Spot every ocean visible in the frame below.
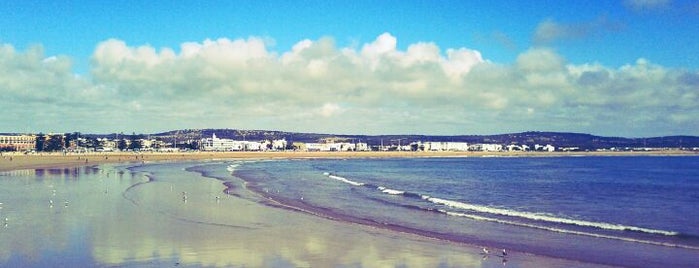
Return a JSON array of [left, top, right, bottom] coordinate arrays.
[[229, 156, 699, 267], [0, 156, 697, 267]]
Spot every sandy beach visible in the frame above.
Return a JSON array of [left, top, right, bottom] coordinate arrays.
[[1, 149, 695, 172], [1, 150, 695, 267]]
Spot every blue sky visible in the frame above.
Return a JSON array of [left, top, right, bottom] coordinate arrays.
[[1, 0, 698, 136]]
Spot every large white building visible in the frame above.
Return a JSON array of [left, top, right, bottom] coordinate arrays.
[[420, 141, 470, 151], [304, 142, 356, 151], [270, 139, 288, 150], [299, 141, 369, 152], [535, 144, 556, 152], [201, 134, 243, 151], [200, 134, 281, 151], [470, 143, 503, 152]]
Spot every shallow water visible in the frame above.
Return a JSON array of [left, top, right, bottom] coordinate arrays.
[[0, 161, 598, 267], [232, 156, 699, 268]]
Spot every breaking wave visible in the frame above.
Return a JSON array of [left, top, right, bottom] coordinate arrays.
[[320, 172, 686, 243]]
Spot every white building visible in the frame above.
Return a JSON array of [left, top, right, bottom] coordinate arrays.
[[201, 134, 236, 151], [472, 143, 503, 152], [200, 133, 275, 151], [97, 138, 117, 151], [356, 142, 370, 151], [534, 144, 556, 152], [304, 142, 356, 151], [420, 141, 470, 151], [506, 144, 530, 151], [271, 139, 288, 150]]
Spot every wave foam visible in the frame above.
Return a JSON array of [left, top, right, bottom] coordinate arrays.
[[426, 197, 678, 236], [320, 172, 679, 238], [443, 210, 698, 250], [327, 174, 365, 186], [226, 164, 239, 172], [377, 186, 404, 195]]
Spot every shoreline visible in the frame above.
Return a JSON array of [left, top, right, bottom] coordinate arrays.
[[3, 152, 689, 267], [1, 150, 696, 172]]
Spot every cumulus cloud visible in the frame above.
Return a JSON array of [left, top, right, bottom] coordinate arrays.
[[0, 44, 109, 132], [0, 33, 697, 136]]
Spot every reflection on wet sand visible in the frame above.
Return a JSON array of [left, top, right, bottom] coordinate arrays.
[[0, 162, 591, 267]]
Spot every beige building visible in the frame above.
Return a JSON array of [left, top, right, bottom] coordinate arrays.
[[0, 135, 36, 151]]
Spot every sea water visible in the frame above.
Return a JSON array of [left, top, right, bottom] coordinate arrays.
[[231, 156, 699, 267], [3, 160, 539, 267], [0, 156, 696, 267]]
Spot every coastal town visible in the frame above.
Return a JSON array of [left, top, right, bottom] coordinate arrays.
[[1, 130, 697, 154]]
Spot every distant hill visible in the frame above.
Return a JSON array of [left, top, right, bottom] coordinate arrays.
[[11, 129, 697, 150], [147, 129, 699, 150]]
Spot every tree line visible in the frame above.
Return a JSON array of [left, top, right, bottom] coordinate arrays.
[[34, 132, 144, 152]]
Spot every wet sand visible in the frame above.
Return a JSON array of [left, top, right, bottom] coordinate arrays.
[[0, 160, 607, 267], [1, 150, 693, 267]]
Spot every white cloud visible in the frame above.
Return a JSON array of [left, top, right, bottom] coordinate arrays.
[[318, 103, 342, 118], [0, 33, 697, 136], [361, 32, 397, 58]]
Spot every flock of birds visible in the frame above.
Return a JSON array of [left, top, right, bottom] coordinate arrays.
[[0, 165, 512, 266], [0, 187, 73, 229]]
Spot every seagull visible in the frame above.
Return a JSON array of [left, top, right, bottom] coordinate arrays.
[[502, 249, 507, 256], [482, 247, 490, 254]]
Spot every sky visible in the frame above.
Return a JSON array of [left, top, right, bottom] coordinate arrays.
[[1, 0, 698, 137]]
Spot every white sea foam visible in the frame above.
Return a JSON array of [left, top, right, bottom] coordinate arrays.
[[377, 186, 404, 195], [327, 174, 364, 186], [320, 171, 679, 238], [427, 197, 678, 236], [443, 210, 699, 250], [226, 164, 238, 172]]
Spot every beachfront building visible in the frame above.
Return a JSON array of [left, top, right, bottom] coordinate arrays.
[[469, 143, 503, 152], [534, 144, 556, 152], [355, 142, 370, 151], [270, 139, 288, 151], [418, 141, 470, 152], [0, 134, 35, 152], [200, 133, 270, 151], [560, 147, 581, 152], [201, 134, 244, 151], [140, 139, 169, 151], [303, 142, 358, 152], [96, 138, 117, 152], [506, 144, 530, 151]]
